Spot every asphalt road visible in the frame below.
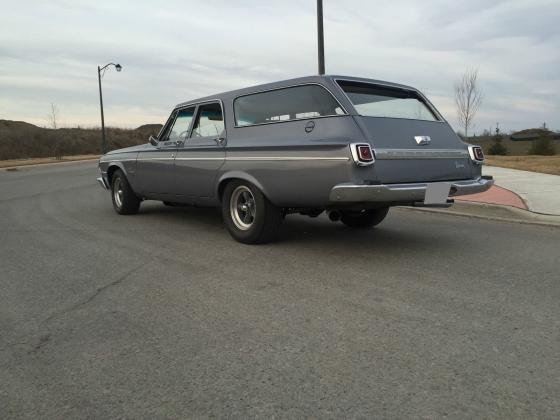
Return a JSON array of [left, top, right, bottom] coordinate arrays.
[[1, 162, 559, 419]]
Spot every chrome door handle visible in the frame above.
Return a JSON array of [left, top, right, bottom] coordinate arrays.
[[215, 137, 226, 146], [171, 153, 175, 158]]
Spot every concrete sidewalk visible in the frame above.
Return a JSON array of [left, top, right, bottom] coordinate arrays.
[[480, 165, 560, 216]]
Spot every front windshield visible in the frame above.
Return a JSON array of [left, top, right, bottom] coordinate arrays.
[[337, 80, 438, 122]]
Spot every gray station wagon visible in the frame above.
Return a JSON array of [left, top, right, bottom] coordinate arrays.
[[97, 75, 493, 243]]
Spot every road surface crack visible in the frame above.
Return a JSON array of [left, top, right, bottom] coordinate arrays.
[[45, 262, 148, 323]]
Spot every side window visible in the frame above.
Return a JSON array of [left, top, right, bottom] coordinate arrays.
[[234, 85, 345, 127], [191, 102, 224, 138], [167, 107, 195, 142]]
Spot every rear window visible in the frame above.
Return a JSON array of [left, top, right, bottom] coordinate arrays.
[[337, 80, 438, 122], [234, 84, 345, 127]]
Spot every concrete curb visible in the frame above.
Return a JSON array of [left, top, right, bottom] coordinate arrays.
[[401, 201, 560, 228]]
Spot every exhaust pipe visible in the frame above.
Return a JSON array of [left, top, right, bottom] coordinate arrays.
[[327, 210, 341, 222]]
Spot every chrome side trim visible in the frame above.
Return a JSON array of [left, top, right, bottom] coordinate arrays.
[[375, 149, 469, 160], [134, 156, 349, 162], [136, 157, 175, 161], [175, 157, 224, 161], [226, 156, 349, 161], [100, 158, 137, 163]]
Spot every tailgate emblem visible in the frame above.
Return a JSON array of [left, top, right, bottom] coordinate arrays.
[[414, 136, 431, 145]]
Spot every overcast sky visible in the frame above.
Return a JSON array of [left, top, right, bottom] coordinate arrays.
[[1, 0, 558, 133]]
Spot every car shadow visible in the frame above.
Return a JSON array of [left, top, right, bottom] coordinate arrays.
[[278, 213, 464, 251], [137, 202, 468, 253]]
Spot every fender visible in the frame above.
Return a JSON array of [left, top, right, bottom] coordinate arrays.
[[216, 170, 270, 203], [104, 158, 139, 191]]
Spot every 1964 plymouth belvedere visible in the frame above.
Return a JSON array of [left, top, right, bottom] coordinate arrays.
[[97, 75, 493, 243]]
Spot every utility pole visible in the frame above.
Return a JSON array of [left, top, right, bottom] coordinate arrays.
[[317, 0, 325, 75]]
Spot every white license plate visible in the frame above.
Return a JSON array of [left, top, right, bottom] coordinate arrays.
[[424, 183, 451, 204]]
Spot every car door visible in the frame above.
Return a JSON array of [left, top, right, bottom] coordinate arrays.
[[173, 101, 226, 198], [136, 107, 195, 197]]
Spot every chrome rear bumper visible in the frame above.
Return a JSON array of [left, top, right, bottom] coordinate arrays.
[[329, 176, 493, 203]]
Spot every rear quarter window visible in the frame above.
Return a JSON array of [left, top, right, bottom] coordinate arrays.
[[234, 84, 345, 127]]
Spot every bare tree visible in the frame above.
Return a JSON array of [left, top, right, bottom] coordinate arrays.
[[454, 68, 483, 138], [46, 103, 62, 159], [47, 103, 59, 129]]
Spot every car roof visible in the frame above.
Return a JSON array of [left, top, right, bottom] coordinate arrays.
[[174, 75, 417, 109]]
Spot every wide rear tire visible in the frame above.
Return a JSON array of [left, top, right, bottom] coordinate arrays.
[[222, 181, 282, 244], [340, 207, 389, 229], [111, 169, 140, 215]]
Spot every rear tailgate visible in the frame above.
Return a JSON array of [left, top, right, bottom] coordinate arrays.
[[335, 79, 474, 184], [355, 116, 474, 184]]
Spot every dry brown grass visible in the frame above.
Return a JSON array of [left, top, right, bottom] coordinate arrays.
[[0, 155, 99, 169], [485, 155, 560, 176]]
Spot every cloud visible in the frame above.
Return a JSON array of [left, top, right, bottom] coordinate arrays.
[[0, 0, 558, 132]]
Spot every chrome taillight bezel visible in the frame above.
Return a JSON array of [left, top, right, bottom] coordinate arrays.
[[468, 145, 485, 165], [350, 143, 375, 166]]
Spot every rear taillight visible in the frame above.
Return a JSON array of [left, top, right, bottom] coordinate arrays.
[[468, 145, 485, 164], [350, 143, 375, 166]]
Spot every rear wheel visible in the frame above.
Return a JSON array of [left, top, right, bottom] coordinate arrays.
[[340, 207, 389, 229], [222, 181, 282, 244], [111, 170, 140, 215]]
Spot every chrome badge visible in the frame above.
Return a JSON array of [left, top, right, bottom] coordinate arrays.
[[414, 135, 431, 146]]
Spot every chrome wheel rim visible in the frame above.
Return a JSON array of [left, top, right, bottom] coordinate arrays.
[[230, 186, 256, 230], [113, 178, 124, 208]]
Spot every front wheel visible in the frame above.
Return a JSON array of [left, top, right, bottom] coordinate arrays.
[[222, 181, 282, 244], [111, 170, 140, 215], [340, 207, 389, 229]]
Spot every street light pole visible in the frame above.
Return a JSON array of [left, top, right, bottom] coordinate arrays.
[[97, 66, 107, 154], [97, 63, 122, 154], [317, 0, 325, 75]]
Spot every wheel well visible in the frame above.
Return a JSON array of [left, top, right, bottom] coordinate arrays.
[[217, 178, 237, 202], [106, 165, 121, 185], [218, 177, 266, 203]]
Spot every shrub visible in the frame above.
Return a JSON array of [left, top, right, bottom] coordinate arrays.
[[488, 135, 507, 155], [0, 120, 162, 160], [529, 137, 556, 155]]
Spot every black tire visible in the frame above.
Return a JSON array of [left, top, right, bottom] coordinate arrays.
[[340, 207, 389, 229], [111, 169, 140, 215], [222, 180, 282, 244]]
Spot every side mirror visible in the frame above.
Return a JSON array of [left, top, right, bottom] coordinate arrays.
[[149, 135, 158, 146]]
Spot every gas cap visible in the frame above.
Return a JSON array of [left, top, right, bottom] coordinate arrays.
[[305, 120, 315, 133]]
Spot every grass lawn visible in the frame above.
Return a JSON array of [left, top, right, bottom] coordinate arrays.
[[485, 155, 560, 176]]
